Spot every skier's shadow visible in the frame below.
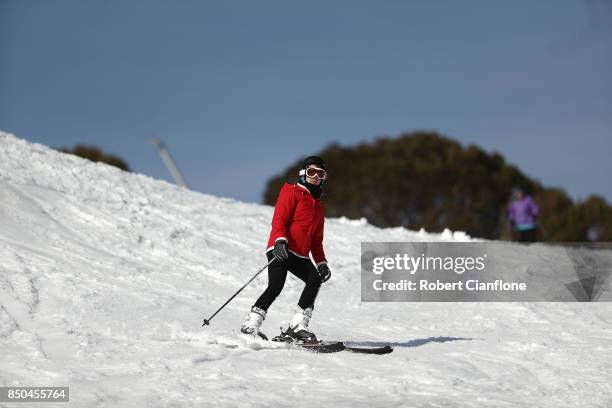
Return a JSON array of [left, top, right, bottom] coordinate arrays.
[[344, 336, 474, 348]]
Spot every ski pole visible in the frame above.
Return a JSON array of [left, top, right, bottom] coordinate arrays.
[[202, 257, 276, 326]]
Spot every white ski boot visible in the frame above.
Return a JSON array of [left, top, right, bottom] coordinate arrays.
[[240, 306, 268, 340], [284, 307, 316, 342]]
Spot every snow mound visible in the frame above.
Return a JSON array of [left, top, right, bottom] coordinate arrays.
[[0, 131, 610, 407]]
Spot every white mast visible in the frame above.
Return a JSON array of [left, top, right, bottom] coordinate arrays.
[[149, 137, 189, 189]]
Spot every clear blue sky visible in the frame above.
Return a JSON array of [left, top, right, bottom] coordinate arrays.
[[1, 0, 611, 203]]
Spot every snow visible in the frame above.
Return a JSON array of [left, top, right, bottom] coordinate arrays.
[[1, 130, 611, 407]]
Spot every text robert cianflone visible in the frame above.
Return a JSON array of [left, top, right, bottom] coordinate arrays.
[[372, 253, 487, 275], [372, 279, 527, 292]]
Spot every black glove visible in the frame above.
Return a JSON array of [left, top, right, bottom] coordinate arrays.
[[317, 263, 331, 283], [273, 239, 289, 261]]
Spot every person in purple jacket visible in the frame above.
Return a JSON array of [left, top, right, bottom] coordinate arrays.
[[507, 187, 540, 242]]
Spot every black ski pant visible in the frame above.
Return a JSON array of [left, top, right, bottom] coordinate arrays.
[[254, 251, 321, 311], [516, 228, 537, 243]]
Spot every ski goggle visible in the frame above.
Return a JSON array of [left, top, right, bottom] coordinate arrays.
[[299, 167, 327, 180]]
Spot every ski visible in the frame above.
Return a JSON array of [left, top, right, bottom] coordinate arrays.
[[291, 341, 346, 353], [270, 333, 344, 353], [270, 332, 393, 354], [284, 341, 392, 354], [343, 345, 393, 355]]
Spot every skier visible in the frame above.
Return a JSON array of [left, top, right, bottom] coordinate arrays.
[[507, 186, 540, 242], [240, 156, 332, 341]]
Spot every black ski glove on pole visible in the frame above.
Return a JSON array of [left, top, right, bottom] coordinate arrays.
[[317, 263, 331, 283], [273, 239, 289, 261]]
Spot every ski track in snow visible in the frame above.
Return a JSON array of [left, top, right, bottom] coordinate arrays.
[[0, 131, 611, 407]]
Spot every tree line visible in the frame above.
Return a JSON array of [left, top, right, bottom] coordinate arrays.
[[263, 131, 612, 242]]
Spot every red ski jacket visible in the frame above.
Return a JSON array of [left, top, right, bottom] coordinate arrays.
[[266, 182, 327, 265]]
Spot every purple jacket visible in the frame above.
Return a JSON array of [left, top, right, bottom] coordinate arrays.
[[507, 196, 539, 228]]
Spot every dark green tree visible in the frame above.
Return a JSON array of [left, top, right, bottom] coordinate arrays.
[[59, 145, 130, 172]]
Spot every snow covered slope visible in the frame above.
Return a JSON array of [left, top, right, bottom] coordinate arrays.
[[0, 131, 611, 407]]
